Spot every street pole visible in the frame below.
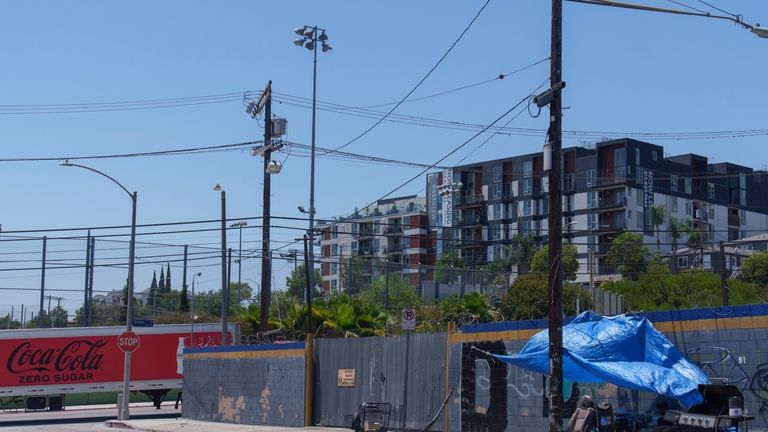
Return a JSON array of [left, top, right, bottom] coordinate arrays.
[[39, 236, 47, 327], [307, 30, 319, 320], [720, 241, 729, 306], [83, 231, 91, 327], [88, 236, 95, 326], [219, 189, 229, 346], [303, 234, 314, 335], [61, 162, 137, 421], [548, 1, 565, 431], [261, 81, 273, 332]]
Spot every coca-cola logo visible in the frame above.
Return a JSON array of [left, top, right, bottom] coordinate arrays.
[[6, 339, 106, 374]]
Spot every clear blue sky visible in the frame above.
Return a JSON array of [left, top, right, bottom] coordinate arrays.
[[1, 1, 766, 319]]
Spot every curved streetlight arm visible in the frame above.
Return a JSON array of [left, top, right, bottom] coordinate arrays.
[[567, 0, 764, 35], [61, 161, 134, 199]]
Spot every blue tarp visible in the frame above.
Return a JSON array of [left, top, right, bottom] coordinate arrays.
[[492, 311, 707, 408]]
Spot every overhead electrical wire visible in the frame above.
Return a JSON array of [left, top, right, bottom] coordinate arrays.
[[320, 0, 492, 154]]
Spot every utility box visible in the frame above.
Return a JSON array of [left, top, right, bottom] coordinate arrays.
[[271, 118, 287, 137]]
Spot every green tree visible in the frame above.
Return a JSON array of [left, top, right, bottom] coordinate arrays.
[[605, 265, 761, 311], [179, 283, 190, 313], [339, 256, 366, 295], [684, 222, 707, 269], [668, 216, 684, 273], [507, 232, 539, 274], [530, 243, 580, 281], [440, 292, 501, 324], [285, 264, 322, 300], [741, 251, 768, 285], [649, 204, 666, 253], [501, 273, 590, 320], [193, 282, 253, 318], [434, 250, 463, 283], [607, 232, 649, 280], [359, 275, 421, 310]]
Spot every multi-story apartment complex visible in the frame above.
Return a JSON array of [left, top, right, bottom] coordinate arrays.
[[318, 196, 436, 293], [427, 138, 768, 282]]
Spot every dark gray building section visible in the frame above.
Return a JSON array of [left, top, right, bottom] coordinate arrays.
[[313, 332, 447, 430], [182, 347, 306, 427]]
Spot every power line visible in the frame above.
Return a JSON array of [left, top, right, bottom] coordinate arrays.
[[321, 0, 492, 154]]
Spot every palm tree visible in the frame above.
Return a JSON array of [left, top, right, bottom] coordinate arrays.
[[668, 216, 683, 273], [649, 204, 666, 253], [684, 222, 706, 269]]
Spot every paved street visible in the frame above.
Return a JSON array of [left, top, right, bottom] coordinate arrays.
[[108, 419, 348, 432]]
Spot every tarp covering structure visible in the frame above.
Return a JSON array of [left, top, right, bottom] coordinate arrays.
[[491, 311, 707, 408]]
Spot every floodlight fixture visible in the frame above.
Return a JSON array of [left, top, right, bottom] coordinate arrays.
[[321, 44, 332, 52], [293, 38, 305, 46]]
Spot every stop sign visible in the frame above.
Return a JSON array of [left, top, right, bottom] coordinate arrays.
[[118, 331, 140, 353]]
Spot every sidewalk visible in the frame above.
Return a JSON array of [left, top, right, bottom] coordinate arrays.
[[106, 418, 349, 432]]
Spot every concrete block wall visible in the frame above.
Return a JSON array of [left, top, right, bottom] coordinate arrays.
[[182, 343, 306, 427]]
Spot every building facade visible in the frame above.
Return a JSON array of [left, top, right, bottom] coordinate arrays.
[[426, 138, 768, 282], [318, 196, 436, 293]]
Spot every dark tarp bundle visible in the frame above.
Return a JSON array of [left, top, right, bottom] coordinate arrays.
[[491, 311, 707, 408]]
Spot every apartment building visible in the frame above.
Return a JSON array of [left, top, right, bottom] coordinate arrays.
[[318, 196, 436, 293], [426, 138, 768, 282]]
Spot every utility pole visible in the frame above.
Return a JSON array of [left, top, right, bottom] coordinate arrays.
[[303, 234, 314, 335], [83, 231, 92, 326], [256, 81, 273, 332], [88, 236, 96, 325], [720, 241, 729, 306], [182, 244, 188, 309], [548, 1, 565, 432], [39, 236, 47, 327]]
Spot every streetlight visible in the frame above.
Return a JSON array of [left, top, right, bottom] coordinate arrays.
[[190, 272, 202, 344], [61, 161, 137, 421], [293, 25, 331, 320], [230, 221, 247, 301], [213, 184, 229, 346]]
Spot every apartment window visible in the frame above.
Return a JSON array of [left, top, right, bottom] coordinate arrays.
[[677, 256, 689, 268], [351, 223, 358, 235], [564, 195, 574, 212], [587, 213, 597, 229], [351, 241, 358, 253], [741, 230, 748, 239], [708, 182, 715, 199], [522, 177, 532, 195], [740, 189, 747, 206], [331, 262, 338, 275], [636, 211, 644, 229], [523, 160, 533, 178], [671, 197, 678, 213], [373, 239, 380, 253], [708, 224, 715, 239], [708, 206, 715, 220], [493, 203, 501, 220], [652, 151, 658, 161], [373, 221, 381, 234], [670, 174, 678, 192], [703, 255, 712, 269], [563, 174, 574, 192], [492, 183, 502, 199], [740, 209, 747, 225], [586, 169, 596, 187], [587, 191, 597, 209], [492, 224, 501, 240], [636, 166, 644, 184], [331, 244, 338, 256], [685, 200, 692, 216], [523, 200, 532, 216], [636, 190, 643, 206], [684, 177, 692, 194], [521, 219, 533, 235], [493, 165, 502, 183], [332, 225, 338, 239], [635, 148, 641, 165], [331, 280, 338, 291]]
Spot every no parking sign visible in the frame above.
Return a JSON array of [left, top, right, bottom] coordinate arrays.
[[401, 308, 416, 331]]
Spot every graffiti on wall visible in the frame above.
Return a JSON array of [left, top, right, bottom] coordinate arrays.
[[749, 362, 768, 416], [461, 342, 508, 431]]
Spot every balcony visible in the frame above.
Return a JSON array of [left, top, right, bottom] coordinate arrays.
[[455, 194, 485, 207], [384, 225, 403, 235], [594, 167, 628, 189], [595, 197, 627, 212], [384, 244, 403, 254], [353, 228, 374, 239]]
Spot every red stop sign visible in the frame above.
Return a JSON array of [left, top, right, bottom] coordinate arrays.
[[118, 331, 140, 353]]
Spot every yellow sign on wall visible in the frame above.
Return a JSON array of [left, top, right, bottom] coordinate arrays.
[[337, 368, 356, 387]]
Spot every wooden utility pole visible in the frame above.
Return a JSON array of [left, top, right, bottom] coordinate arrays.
[[548, 1, 565, 432], [259, 81, 273, 331]]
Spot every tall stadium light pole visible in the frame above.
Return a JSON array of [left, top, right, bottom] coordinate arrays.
[[61, 161, 137, 421], [293, 25, 332, 308]]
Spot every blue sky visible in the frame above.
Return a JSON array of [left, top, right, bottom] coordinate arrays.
[[1, 1, 766, 319]]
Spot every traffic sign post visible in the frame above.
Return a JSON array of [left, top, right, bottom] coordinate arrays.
[[401, 308, 416, 331], [118, 331, 140, 353]]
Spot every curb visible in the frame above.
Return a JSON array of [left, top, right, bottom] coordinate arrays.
[[105, 420, 139, 430]]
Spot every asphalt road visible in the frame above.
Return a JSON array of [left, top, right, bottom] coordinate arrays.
[[0, 403, 180, 430]]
